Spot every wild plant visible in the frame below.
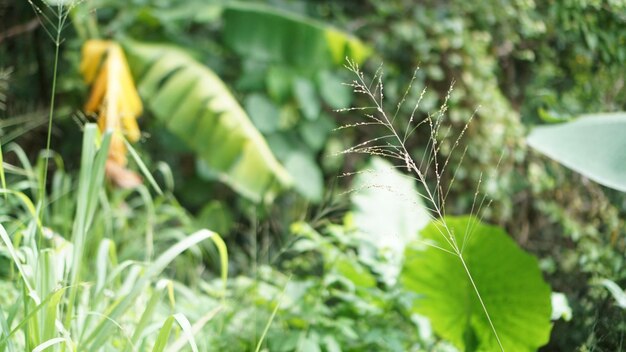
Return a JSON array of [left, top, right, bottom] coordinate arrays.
[[0, 2, 228, 350], [338, 59, 504, 350]]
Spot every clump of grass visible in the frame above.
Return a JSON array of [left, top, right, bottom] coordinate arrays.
[[338, 59, 504, 351], [0, 123, 229, 351], [0, 2, 229, 350]]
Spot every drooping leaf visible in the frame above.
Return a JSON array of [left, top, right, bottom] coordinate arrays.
[[401, 216, 552, 351], [123, 40, 292, 202], [527, 112, 626, 192], [597, 279, 626, 309], [81, 40, 142, 167], [221, 2, 371, 69]]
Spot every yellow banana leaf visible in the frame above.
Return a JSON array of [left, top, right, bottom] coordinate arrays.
[[80, 40, 143, 166]]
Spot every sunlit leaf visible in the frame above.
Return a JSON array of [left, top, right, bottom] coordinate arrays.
[[124, 40, 292, 202], [401, 216, 552, 351], [527, 112, 626, 192], [351, 157, 430, 284]]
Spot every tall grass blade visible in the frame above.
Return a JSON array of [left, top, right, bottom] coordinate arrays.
[[127, 280, 171, 350], [64, 124, 112, 329], [255, 276, 290, 352], [0, 308, 16, 352], [166, 306, 222, 352], [124, 138, 163, 195], [33, 337, 67, 352], [152, 316, 175, 352], [171, 313, 198, 352], [84, 229, 225, 349], [0, 142, 6, 200]]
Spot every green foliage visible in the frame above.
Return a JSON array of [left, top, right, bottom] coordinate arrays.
[[210, 221, 428, 352], [3, 0, 626, 350], [402, 216, 552, 351], [350, 157, 430, 284], [222, 2, 371, 70], [527, 112, 626, 192], [125, 40, 292, 203], [0, 124, 227, 351]]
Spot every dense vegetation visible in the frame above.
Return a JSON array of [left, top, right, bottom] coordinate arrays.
[[1, 0, 625, 351]]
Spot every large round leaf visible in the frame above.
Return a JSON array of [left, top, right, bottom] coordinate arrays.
[[401, 216, 551, 351]]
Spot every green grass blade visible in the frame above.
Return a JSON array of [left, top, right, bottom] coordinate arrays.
[[42, 287, 65, 342], [0, 141, 6, 200], [166, 306, 222, 352], [128, 280, 171, 350], [0, 307, 16, 352], [0, 223, 36, 295], [65, 124, 112, 330], [255, 275, 291, 352], [133, 185, 155, 260], [172, 313, 198, 352], [33, 337, 67, 352], [0, 189, 44, 236], [84, 229, 224, 349], [95, 239, 117, 294], [152, 316, 175, 352], [124, 138, 163, 195], [151, 313, 198, 352], [0, 287, 68, 347]]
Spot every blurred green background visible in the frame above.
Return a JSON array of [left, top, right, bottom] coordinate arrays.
[[1, 0, 626, 350]]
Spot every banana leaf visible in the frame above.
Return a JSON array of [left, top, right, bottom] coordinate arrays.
[[123, 40, 292, 202], [221, 2, 371, 69]]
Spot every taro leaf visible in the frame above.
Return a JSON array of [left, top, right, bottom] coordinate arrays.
[[284, 151, 323, 202], [245, 94, 280, 133], [294, 78, 321, 121], [527, 112, 626, 192], [401, 216, 552, 351], [351, 157, 430, 285], [317, 70, 352, 109], [221, 2, 371, 69], [298, 114, 335, 152], [123, 40, 291, 202]]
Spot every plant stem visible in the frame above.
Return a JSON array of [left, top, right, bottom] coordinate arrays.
[[459, 254, 505, 352], [38, 10, 62, 225]]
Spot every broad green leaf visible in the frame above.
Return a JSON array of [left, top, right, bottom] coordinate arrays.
[[351, 157, 430, 284], [317, 70, 351, 109], [221, 2, 371, 69], [401, 216, 552, 351], [266, 66, 294, 103], [284, 151, 323, 202], [298, 114, 335, 152], [293, 78, 321, 121], [245, 94, 280, 133], [334, 256, 376, 288], [124, 40, 292, 202], [527, 112, 626, 192]]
